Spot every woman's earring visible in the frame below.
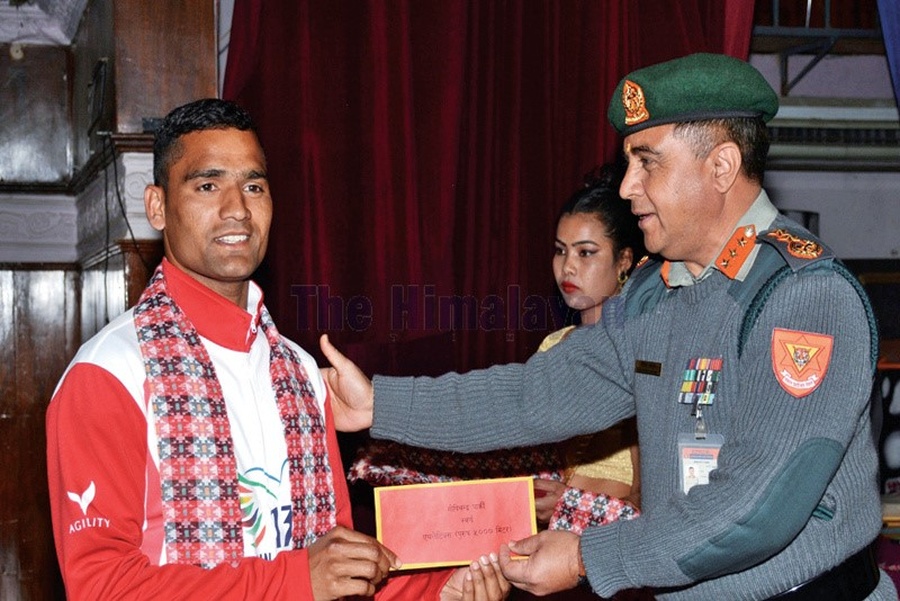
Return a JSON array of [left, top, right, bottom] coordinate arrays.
[[617, 272, 629, 288]]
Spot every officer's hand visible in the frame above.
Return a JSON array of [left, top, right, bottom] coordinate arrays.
[[319, 334, 375, 432], [499, 530, 582, 595]]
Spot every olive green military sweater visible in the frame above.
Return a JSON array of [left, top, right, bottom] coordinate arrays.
[[371, 197, 895, 600]]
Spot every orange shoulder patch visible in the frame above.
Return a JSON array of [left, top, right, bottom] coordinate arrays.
[[771, 328, 834, 398]]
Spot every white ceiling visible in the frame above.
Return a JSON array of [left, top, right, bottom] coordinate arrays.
[[0, 0, 88, 45]]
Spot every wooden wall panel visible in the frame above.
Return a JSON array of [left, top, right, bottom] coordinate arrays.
[[79, 253, 126, 343], [0, 269, 15, 601], [79, 240, 162, 342], [71, 0, 115, 171], [121, 240, 165, 309], [0, 249, 157, 598], [0, 44, 71, 184], [0, 267, 78, 601], [114, 0, 217, 133], [72, 0, 216, 169]]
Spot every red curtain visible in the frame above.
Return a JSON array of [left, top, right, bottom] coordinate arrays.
[[223, 0, 753, 376]]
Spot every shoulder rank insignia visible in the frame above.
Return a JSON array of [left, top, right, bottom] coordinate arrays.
[[716, 225, 756, 279], [758, 225, 833, 272], [634, 254, 650, 269], [766, 229, 824, 260], [771, 328, 833, 398]]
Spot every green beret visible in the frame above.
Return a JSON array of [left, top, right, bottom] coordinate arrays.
[[607, 53, 779, 136]]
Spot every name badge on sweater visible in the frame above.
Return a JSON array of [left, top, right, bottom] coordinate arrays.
[[635, 360, 662, 376]]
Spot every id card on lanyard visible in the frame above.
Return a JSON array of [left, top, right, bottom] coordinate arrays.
[[677, 357, 724, 494], [678, 432, 724, 494]]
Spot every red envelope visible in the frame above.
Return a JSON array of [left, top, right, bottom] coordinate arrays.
[[374, 477, 537, 569]]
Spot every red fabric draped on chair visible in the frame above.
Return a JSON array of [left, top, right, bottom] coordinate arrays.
[[223, 0, 753, 376]]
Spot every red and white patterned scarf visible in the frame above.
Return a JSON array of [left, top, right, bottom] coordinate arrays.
[[134, 266, 336, 568]]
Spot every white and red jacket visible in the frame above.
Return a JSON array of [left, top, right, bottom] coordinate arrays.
[[47, 260, 449, 599]]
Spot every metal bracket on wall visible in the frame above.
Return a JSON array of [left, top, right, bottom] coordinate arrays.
[[778, 38, 835, 97], [752, 0, 884, 96]]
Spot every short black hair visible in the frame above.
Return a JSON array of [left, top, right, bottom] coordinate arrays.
[[673, 117, 770, 185], [153, 98, 259, 189]]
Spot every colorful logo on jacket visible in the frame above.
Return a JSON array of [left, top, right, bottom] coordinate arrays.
[[771, 328, 833, 397], [238, 460, 294, 557], [678, 357, 723, 405]]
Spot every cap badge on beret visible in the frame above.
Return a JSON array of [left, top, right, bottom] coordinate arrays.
[[622, 80, 649, 127]]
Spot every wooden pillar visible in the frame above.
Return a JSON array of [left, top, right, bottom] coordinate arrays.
[[120, 240, 165, 309], [0, 266, 79, 601]]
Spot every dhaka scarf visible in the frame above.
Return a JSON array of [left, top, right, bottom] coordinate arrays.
[[133, 265, 336, 568]]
